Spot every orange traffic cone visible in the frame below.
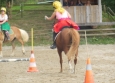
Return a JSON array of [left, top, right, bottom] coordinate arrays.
[[84, 58, 94, 83], [27, 51, 38, 72]]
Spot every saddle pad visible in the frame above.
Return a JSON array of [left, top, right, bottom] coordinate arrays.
[[9, 29, 14, 35], [0, 25, 14, 35]]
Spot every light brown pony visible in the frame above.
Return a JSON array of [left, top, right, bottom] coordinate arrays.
[[56, 28, 80, 73], [0, 26, 29, 57]]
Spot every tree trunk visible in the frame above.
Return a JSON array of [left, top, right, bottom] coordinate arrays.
[[6, 1, 12, 19], [11, 0, 13, 6]]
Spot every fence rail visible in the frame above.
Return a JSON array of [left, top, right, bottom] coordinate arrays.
[[20, 3, 53, 18], [28, 28, 115, 38], [23, 28, 115, 45]]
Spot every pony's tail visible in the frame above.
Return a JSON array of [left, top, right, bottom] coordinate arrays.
[[67, 28, 80, 61], [19, 29, 29, 42]]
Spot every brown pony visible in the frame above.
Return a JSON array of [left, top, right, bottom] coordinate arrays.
[[0, 26, 29, 57], [56, 28, 80, 73]]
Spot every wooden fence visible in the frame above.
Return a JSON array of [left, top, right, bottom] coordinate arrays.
[[20, 3, 53, 18], [79, 28, 115, 36], [24, 28, 115, 45], [28, 28, 115, 38]]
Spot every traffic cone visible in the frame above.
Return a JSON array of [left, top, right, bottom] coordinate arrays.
[[84, 58, 94, 83], [27, 51, 38, 72]]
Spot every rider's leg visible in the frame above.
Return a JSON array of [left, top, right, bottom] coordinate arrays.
[[50, 32, 57, 49], [2, 30, 7, 40], [5, 30, 10, 40]]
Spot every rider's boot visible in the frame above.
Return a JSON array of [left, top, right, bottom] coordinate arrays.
[[5, 31, 10, 40], [50, 32, 57, 49]]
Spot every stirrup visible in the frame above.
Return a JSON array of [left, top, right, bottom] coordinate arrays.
[[7, 38, 10, 40], [50, 44, 56, 49], [6, 36, 10, 40]]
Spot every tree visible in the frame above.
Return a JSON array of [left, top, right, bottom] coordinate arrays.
[[0, 0, 7, 7], [0, 0, 12, 18], [6, 0, 12, 18], [0, 0, 12, 7], [102, 0, 115, 12]]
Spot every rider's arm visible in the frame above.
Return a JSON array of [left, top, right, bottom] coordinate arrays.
[[0, 20, 7, 24], [67, 11, 71, 19], [46, 12, 56, 20], [0, 14, 8, 24]]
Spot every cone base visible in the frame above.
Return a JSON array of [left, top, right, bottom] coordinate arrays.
[[27, 70, 38, 72], [27, 67, 38, 72]]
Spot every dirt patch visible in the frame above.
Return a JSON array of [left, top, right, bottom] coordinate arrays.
[[0, 45, 115, 83]]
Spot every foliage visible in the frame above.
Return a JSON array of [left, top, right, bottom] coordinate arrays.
[[102, 0, 115, 12], [0, 0, 6, 7]]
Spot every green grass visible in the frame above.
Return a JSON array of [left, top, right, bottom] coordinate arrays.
[[7, 5, 115, 46], [80, 36, 115, 45], [24, 5, 53, 10], [12, 4, 53, 11], [25, 0, 37, 4]]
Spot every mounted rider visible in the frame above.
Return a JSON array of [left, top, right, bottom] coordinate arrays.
[[45, 1, 79, 49], [0, 7, 10, 40]]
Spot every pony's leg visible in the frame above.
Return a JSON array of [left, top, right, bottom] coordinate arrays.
[[58, 49, 63, 73], [11, 38, 16, 56], [64, 48, 74, 73], [74, 49, 78, 73], [0, 51, 3, 57], [18, 39, 25, 55], [74, 55, 77, 73], [22, 45, 25, 54], [0, 41, 3, 57], [68, 60, 74, 73]]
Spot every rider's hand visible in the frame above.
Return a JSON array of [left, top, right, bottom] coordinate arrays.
[[45, 16, 48, 20]]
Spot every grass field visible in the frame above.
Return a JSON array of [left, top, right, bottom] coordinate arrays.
[[7, 4, 115, 46]]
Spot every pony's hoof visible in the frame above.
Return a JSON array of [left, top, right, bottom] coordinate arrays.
[[0, 55, 3, 58], [59, 69, 63, 73], [10, 54, 14, 57], [59, 71, 62, 73], [22, 50, 26, 55], [70, 69, 74, 73], [22, 52, 25, 55]]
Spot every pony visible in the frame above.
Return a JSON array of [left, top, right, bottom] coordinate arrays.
[[0, 26, 29, 57], [56, 28, 80, 73]]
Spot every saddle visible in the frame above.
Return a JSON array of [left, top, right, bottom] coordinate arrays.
[[54, 26, 72, 41], [61, 26, 73, 30]]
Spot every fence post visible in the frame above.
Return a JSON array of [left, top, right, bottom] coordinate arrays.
[[20, 4, 24, 18], [103, 5, 106, 13]]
